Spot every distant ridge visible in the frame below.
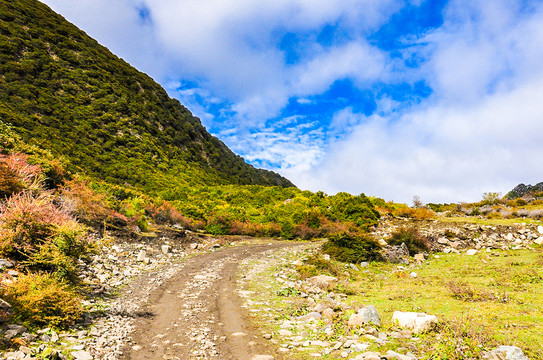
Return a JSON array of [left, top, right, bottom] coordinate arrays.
[[506, 182, 543, 199], [0, 0, 294, 192]]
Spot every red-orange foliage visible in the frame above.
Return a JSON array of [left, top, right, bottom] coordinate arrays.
[[0, 152, 42, 198], [0, 191, 74, 257], [393, 207, 435, 220]]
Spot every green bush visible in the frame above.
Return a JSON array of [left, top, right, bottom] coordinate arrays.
[[322, 232, 382, 263], [1, 272, 83, 328], [296, 255, 341, 279], [387, 226, 431, 254]]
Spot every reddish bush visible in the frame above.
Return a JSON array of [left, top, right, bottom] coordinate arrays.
[[0, 152, 42, 198], [0, 192, 92, 279], [0, 192, 72, 257], [60, 179, 128, 232], [146, 201, 195, 229]]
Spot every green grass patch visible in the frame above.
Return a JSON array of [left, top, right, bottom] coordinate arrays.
[[350, 249, 543, 358]]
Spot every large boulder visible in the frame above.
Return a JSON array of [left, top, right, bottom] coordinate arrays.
[[392, 311, 437, 333], [483, 346, 529, 360]]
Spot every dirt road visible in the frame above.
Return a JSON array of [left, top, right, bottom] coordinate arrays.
[[121, 242, 293, 360]]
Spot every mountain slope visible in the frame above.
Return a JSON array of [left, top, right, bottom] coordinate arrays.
[[0, 0, 294, 191]]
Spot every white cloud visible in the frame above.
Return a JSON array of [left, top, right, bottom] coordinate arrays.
[[287, 0, 543, 203]]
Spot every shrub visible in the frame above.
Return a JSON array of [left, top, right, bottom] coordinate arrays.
[[0, 152, 42, 198], [60, 179, 116, 228], [296, 256, 341, 279], [0, 192, 70, 257], [387, 226, 431, 254], [1, 272, 83, 328], [393, 206, 435, 220], [322, 232, 382, 263], [205, 215, 231, 235], [0, 192, 91, 279]]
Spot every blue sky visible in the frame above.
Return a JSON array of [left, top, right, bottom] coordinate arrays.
[[41, 0, 543, 203]]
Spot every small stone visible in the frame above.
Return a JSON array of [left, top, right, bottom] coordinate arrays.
[[538, 225, 543, 234], [414, 254, 425, 263], [0, 298, 11, 310], [534, 237, 543, 245], [161, 245, 171, 255], [410, 272, 418, 278], [71, 350, 93, 360], [308, 275, 337, 290], [360, 262, 369, 268], [278, 329, 293, 337], [323, 254, 331, 261], [350, 263, 360, 271], [358, 351, 381, 360], [349, 305, 381, 327], [437, 237, 449, 245], [465, 249, 478, 256], [263, 334, 272, 339], [136, 250, 147, 262]]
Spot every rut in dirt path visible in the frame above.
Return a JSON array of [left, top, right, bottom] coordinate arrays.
[[122, 243, 293, 360]]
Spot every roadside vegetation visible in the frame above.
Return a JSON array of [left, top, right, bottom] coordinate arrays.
[[240, 244, 543, 359]]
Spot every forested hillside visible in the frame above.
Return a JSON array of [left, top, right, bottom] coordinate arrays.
[[0, 0, 293, 191]]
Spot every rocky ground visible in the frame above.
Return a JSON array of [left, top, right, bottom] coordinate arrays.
[[1, 218, 541, 360]]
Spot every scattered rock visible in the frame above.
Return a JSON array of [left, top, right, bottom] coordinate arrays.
[[349, 263, 360, 271], [465, 249, 478, 256], [392, 311, 438, 333]]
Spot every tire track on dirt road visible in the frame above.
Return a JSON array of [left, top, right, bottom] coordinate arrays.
[[122, 242, 298, 360]]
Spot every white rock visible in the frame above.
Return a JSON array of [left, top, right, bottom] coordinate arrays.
[[392, 311, 438, 333], [323, 254, 331, 261], [410, 272, 418, 278], [161, 245, 171, 255], [534, 237, 543, 245], [465, 249, 478, 256], [538, 225, 543, 234], [483, 346, 529, 360], [136, 250, 147, 262]]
